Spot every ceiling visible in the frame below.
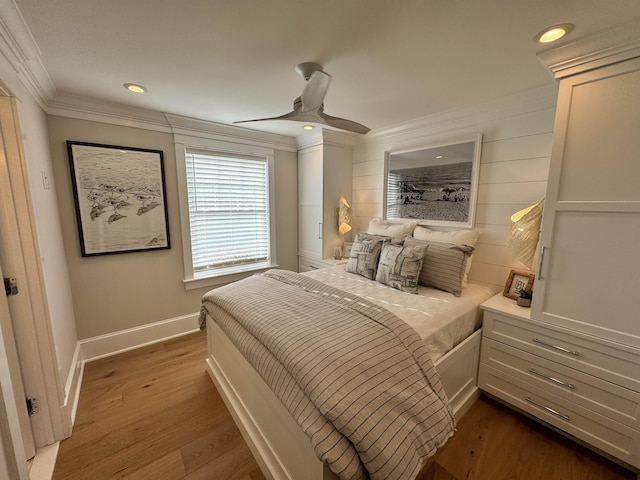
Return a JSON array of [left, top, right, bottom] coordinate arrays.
[[13, 0, 640, 138]]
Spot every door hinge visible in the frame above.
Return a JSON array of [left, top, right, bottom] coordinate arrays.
[[4, 277, 18, 296], [26, 397, 39, 416]]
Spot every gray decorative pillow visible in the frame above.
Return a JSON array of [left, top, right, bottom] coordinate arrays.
[[346, 233, 389, 280], [404, 237, 475, 296], [375, 243, 428, 293]]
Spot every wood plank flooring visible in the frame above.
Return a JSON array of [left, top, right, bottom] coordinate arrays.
[[54, 331, 637, 480], [53, 331, 264, 480]]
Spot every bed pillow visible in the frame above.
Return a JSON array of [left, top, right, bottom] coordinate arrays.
[[346, 233, 390, 280], [404, 237, 475, 296], [412, 225, 479, 245], [368, 218, 417, 243], [375, 242, 428, 294], [412, 226, 479, 286]]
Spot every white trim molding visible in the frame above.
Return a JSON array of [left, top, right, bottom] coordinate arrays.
[[60, 342, 83, 436], [0, 0, 56, 108], [80, 313, 200, 363], [537, 19, 640, 79]]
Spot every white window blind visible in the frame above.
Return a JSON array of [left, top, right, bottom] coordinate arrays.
[[185, 151, 271, 277]]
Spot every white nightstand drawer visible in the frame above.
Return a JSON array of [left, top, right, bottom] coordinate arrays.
[[479, 365, 640, 469], [483, 311, 640, 393], [481, 337, 640, 429]]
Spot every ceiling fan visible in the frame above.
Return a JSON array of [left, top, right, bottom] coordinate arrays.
[[234, 62, 370, 134]]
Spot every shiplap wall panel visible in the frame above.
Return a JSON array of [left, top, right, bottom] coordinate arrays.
[[476, 181, 547, 205], [351, 88, 557, 293], [480, 133, 553, 162], [479, 157, 550, 184]]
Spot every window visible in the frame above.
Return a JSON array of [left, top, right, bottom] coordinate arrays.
[[181, 148, 275, 288]]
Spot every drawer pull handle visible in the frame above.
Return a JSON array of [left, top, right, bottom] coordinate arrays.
[[537, 246, 547, 280], [533, 338, 581, 356], [529, 369, 575, 390], [525, 396, 570, 421]]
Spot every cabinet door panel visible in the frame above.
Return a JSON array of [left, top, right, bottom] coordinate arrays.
[[558, 68, 640, 202], [298, 205, 322, 258], [536, 211, 640, 346], [298, 147, 322, 206]]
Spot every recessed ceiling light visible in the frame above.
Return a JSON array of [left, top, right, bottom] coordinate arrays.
[[123, 83, 147, 93], [302, 125, 314, 131], [535, 23, 574, 44]]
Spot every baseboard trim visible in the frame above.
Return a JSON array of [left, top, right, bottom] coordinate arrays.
[[80, 313, 200, 363], [60, 341, 83, 437]]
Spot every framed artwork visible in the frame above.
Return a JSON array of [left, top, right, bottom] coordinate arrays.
[[67, 141, 170, 256], [383, 134, 482, 228], [503, 269, 535, 299], [343, 242, 353, 259]]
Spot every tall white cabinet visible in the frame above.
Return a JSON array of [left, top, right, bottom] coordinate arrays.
[[479, 25, 640, 472], [532, 56, 640, 348], [297, 130, 353, 271]]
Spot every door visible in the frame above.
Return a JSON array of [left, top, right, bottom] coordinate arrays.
[[0, 93, 67, 453], [0, 258, 35, 474]]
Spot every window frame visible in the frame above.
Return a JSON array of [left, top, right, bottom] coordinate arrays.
[[174, 137, 277, 290]]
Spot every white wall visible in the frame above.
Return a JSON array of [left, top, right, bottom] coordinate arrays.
[[47, 115, 299, 340], [351, 86, 558, 293]]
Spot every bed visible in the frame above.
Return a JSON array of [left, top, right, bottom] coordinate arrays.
[[200, 225, 494, 480]]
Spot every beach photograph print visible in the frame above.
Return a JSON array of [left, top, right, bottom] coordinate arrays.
[[385, 136, 481, 228], [67, 141, 170, 256]]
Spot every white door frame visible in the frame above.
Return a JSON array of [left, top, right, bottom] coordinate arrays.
[[0, 93, 67, 451], [0, 260, 30, 479]]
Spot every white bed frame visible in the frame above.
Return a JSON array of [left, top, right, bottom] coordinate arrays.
[[205, 317, 482, 480]]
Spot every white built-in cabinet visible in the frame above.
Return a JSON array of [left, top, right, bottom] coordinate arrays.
[[297, 131, 353, 272], [479, 27, 640, 473]]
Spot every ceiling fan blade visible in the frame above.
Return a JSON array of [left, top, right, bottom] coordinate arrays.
[[301, 71, 332, 112], [318, 111, 370, 134], [234, 63, 368, 134], [233, 109, 298, 124]]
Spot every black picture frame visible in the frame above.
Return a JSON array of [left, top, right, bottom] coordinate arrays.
[[67, 141, 170, 256]]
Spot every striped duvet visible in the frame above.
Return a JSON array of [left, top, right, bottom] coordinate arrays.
[[199, 269, 455, 480]]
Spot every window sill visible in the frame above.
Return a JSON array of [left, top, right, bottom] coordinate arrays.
[[183, 263, 279, 291]]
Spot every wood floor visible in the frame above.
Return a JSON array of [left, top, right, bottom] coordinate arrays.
[[54, 331, 637, 480]]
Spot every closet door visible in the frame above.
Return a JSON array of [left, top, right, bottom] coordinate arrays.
[[298, 146, 323, 259], [532, 57, 640, 348]]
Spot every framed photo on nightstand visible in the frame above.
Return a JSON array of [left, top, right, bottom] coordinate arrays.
[[503, 269, 534, 299]]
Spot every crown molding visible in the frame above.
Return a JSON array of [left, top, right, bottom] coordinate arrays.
[[537, 20, 640, 79], [45, 94, 297, 151], [0, 0, 55, 106], [362, 84, 558, 145], [48, 92, 173, 132], [164, 113, 297, 152]]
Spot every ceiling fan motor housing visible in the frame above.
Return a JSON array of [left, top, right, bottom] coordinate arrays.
[[295, 62, 323, 80]]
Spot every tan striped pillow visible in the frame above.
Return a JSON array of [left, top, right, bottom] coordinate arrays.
[[404, 237, 475, 296]]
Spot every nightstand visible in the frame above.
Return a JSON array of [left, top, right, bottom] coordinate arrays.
[[478, 293, 640, 471], [298, 256, 347, 272]]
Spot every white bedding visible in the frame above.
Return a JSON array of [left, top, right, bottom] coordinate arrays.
[[305, 265, 493, 362]]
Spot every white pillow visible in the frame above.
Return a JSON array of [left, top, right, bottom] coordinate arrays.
[[413, 225, 479, 246], [412, 226, 480, 286], [368, 218, 417, 242]]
